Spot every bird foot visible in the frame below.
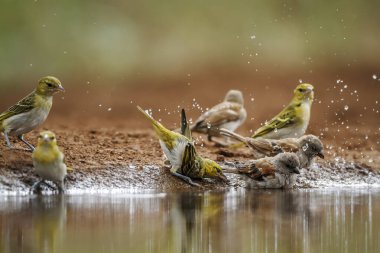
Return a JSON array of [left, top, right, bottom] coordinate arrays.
[[171, 172, 201, 187]]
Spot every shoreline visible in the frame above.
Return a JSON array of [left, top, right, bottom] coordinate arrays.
[[1, 158, 379, 196]]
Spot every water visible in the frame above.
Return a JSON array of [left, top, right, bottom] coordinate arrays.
[[0, 189, 379, 253]]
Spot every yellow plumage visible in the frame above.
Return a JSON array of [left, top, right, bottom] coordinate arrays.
[[0, 76, 64, 151], [137, 106, 228, 186], [31, 131, 68, 193]]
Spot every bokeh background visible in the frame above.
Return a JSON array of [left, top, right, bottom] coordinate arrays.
[[0, 0, 379, 137]]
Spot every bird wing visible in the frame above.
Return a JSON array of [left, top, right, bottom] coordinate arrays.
[[240, 159, 275, 180], [193, 102, 242, 129], [0, 92, 35, 122], [275, 138, 300, 152], [238, 158, 275, 181], [252, 104, 297, 138], [61, 152, 74, 172], [179, 142, 198, 176], [246, 138, 275, 154]]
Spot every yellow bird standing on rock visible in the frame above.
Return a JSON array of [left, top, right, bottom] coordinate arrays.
[[190, 89, 247, 143], [0, 76, 64, 151], [138, 106, 228, 187], [252, 83, 314, 139], [32, 131, 68, 193]]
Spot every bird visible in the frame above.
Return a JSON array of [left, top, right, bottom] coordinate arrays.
[[0, 76, 64, 151], [137, 106, 228, 187], [223, 152, 301, 189], [220, 128, 324, 168], [190, 89, 247, 143], [251, 83, 314, 140], [31, 131, 68, 193]]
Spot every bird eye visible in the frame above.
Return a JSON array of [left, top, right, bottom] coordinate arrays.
[[47, 83, 53, 88], [299, 88, 305, 92], [49, 136, 55, 141]]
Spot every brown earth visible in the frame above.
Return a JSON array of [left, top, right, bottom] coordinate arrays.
[[0, 71, 379, 192]]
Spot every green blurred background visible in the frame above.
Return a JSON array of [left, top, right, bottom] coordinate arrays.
[[0, 0, 379, 83], [0, 0, 379, 134]]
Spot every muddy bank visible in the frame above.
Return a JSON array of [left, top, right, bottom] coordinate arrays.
[[0, 127, 379, 194]]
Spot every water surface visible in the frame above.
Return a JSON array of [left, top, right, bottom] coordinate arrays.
[[0, 189, 379, 253]]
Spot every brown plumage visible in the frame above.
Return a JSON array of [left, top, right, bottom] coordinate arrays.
[[221, 129, 324, 168], [223, 152, 301, 189], [191, 90, 247, 142]]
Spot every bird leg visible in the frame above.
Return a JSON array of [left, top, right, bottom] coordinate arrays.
[[18, 135, 35, 151], [4, 132, 12, 148], [55, 181, 65, 194], [171, 172, 201, 187], [30, 180, 44, 193]]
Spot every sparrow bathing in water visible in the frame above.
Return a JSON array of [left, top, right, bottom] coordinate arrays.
[[138, 106, 228, 187], [224, 152, 301, 189], [0, 76, 64, 151], [220, 128, 324, 168], [252, 83, 314, 140], [31, 131, 68, 193], [190, 90, 247, 143]]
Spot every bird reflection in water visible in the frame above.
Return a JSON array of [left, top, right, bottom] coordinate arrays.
[[0, 195, 66, 253]]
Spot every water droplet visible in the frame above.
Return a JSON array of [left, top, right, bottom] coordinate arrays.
[[372, 74, 377, 80], [344, 105, 349, 111], [250, 35, 256, 39]]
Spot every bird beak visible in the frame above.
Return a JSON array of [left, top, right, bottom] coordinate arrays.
[[42, 134, 50, 142], [317, 152, 325, 159], [217, 172, 229, 182], [302, 87, 313, 94], [294, 167, 301, 174], [57, 84, 65, 92]]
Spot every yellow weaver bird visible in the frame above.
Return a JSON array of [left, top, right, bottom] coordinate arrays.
[[31, 131, 68, 193], [221, 128, 324, 168], [190, 90, 247, 143], [0, 76, 64, 151], [138, 106, 228, 187], [252, 83, 314, 139]]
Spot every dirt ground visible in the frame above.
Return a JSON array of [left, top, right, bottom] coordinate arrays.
[[0, 72, 379, 192]]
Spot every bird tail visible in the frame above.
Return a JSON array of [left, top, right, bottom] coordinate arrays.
[[219, 128, 247, 148], [137, 106, 173, 139], [137, 106, 162, 129], [219, 128, 246, 143]]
